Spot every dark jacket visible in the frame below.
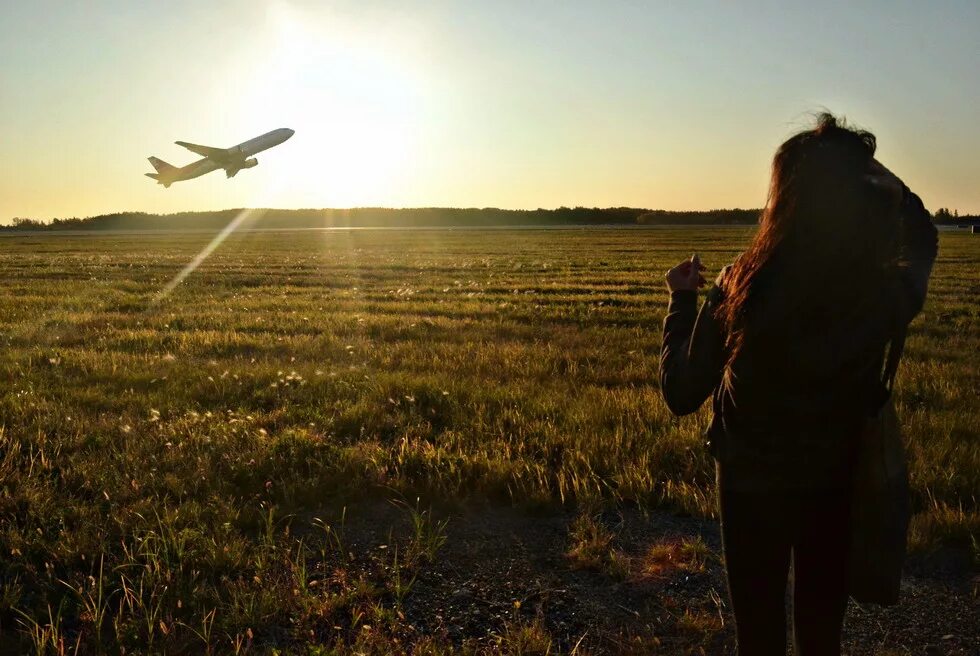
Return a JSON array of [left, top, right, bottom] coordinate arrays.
[[660, 187, 938, 490]]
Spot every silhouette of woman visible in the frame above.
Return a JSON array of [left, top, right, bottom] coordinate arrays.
[[659, 113, 937, 655]]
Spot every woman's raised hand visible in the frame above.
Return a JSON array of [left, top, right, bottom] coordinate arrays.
[[665, 253, 707, 293], [865, 159, 904, 208]]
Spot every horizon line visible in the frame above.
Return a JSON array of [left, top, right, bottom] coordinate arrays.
[[6, 203, 978, 226], [8, 205, 761, 224]]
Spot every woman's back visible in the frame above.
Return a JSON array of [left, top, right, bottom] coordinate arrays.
[[658, 112, 938, 655], [660, 115, 938, 491], [711, 276, 895, 488]]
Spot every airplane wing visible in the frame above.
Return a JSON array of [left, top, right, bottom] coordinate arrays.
[[175, 141, 229, 160]]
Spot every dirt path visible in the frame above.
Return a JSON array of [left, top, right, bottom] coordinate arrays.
[[335, 500, 977, 654]]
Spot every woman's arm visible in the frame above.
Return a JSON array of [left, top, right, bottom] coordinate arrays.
[[659, 257, 727, 416], [895, 185, 938, 323], [866, 161, 939, 325]]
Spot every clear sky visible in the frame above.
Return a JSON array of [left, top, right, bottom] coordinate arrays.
[[1, 0, 978, 222]]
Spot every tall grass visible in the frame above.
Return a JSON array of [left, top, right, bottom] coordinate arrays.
[[0, 227, 975, 652]]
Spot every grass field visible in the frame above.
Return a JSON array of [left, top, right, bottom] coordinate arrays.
[[0, 226, 976, 654]]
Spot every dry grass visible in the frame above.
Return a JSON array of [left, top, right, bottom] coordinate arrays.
[[0, 226, 975, 653], [565, 511, 631, 579], [637, 536, 711, 580]]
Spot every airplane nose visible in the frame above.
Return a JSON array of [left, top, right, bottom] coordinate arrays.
[[284, 128, 295, 138]]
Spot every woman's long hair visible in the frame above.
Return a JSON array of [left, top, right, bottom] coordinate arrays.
[[716, 113, 902, 370]]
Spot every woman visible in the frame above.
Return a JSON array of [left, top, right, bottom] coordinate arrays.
[[659, 113, 938, 655]]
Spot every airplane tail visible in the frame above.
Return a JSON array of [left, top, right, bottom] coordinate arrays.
[[146, 157, 175, 187], [148, 156, 176, 173]]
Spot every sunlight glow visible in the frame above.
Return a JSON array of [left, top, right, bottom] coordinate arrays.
[[155, 208, 265, 301], [3, 2, 977, 220], [232, 1, 425, 208]]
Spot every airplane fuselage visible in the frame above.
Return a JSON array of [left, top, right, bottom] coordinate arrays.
[[236, 128, 294, 158], [146, 128, 294, 187], [177, 158, 222, 182]]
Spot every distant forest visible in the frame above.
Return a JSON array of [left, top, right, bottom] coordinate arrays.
[[4, 207, 758, 231], [4, 206, 977, 231]]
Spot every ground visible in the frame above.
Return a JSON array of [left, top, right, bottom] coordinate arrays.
[[0, 226, 976, 654], [294, 498, 976, 655]]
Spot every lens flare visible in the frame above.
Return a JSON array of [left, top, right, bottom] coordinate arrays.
[[155, 208, 265, 301]]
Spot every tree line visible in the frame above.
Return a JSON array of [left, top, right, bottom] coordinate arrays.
[[4, 205, 977, 231]]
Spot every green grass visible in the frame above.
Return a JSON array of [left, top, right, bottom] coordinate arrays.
[[0, 227, 976, 653]]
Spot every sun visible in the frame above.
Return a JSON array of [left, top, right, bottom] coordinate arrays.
[[233, 1, 426, 208]]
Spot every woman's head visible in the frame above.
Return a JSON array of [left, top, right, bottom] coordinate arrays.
[[718, 113, 902, 366], [766, 113, 891, 249]]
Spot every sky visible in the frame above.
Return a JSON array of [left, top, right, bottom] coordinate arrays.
[[1, 0, 978, 222]]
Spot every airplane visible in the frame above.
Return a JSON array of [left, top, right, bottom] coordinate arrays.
[[146, 128, 294, 187]]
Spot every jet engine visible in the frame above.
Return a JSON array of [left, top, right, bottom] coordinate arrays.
[[225, 158, 260, 178]]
